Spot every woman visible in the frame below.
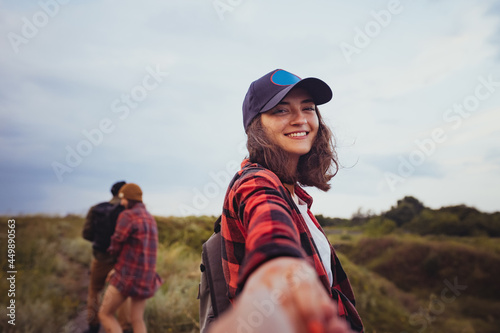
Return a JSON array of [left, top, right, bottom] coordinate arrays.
[[99, 183, 162, 333], [212, 69, 363, 332]]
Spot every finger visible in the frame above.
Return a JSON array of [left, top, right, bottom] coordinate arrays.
[[289, 281, 335, 330]]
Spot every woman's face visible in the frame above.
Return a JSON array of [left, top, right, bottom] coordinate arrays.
[[261, 87, 319, 161]]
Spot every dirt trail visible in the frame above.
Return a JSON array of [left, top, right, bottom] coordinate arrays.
[[63, 262, 106, 333]]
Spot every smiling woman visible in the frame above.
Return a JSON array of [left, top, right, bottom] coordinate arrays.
[[204, 69, 364, 333], [247, 88, 337, 192]]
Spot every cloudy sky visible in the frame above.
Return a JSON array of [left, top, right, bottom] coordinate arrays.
[[1, 0, 499, 218]]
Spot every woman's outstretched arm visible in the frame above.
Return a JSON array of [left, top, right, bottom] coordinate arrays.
[[209, 257, 354, 333]]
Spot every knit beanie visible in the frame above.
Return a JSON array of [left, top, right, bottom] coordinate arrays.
[[118, 183, 143, 202]]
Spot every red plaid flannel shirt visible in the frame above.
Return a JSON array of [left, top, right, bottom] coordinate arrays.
[[108, 203, 162, 298], [221, 160, 363, 331]]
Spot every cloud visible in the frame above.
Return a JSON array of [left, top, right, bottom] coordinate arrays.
[[0, 0, 499, 218], [365, 153, 444, 178], [484, 146, 500, 166]]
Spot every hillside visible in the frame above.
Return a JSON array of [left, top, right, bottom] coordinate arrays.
[[1, 197, 499, 332]]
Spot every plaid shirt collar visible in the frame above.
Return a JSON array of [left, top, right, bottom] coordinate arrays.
[[240, 159, 314, 209]]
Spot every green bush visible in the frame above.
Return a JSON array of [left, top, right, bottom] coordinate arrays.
[[384, 196, 425, 227], [344, 236, 500, 299], [364, 217, 397, 236], [155, 215, 214, 251]]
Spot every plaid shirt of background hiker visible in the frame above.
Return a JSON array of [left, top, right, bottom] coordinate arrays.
[[221, 160, 363, 331], [108, 203, 162, 298]]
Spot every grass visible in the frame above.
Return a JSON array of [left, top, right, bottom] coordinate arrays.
[[0, 215, 87, 333], [1, 215, 499, 332], [336, 233, 500, 332], [337, 253, 419, 332], [146, 243, 201, 332], [341, 234, 500, 298]]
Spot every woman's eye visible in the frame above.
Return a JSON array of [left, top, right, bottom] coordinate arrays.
[[273, 109, 288, 114], [304, 106, 316, 111]]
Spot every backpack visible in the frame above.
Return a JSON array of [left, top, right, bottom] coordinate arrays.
[[198, 216, 232, 333], [86, 202, 124, 253]]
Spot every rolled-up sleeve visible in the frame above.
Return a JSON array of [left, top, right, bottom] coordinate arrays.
[[226, 169, 306, 295], [108, 211, 132, 256]]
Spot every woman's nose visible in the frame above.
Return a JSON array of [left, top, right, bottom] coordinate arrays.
[[290, 110, 308, 125]]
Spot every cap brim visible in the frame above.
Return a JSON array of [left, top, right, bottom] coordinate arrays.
[[261, 77, 333, 113]]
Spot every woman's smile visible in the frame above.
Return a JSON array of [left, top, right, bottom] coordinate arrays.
[[285, 131, 309, 138]]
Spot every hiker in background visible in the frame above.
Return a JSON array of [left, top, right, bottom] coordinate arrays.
[[82, 181, 132, 333], [99, 183, 163, 333], [211, 69, 363, 332]]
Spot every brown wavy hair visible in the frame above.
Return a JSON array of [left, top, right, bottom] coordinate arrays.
[[125, 200, 142, 210], [246, 109, 338, 191]]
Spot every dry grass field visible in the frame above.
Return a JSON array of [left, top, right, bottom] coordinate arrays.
[[1, 203, 499, 332]]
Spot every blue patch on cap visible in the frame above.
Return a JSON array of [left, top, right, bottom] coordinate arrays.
[[271, 70, 301, 86]]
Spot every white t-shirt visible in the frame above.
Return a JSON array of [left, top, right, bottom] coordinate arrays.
[[297, 199, 333, 287]]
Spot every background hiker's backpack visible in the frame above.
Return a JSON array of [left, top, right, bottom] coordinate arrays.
[[85, 202, 124, 252], [198, 216, 232, 333]]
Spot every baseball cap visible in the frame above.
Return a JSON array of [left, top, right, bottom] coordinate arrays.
[[242, 69, 333, 131], [111, 181, 126, 196]]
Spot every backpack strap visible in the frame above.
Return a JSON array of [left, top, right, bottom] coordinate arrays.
[[199, 216, 231, 332], [214, 215, 221, 233], [203, 216, 223, 316]]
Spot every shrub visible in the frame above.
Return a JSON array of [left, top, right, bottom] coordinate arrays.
[[384, 196, 425, 227], [364, 217, 397, 236], [344, 236, 500, 299], [155, 215, 214, 251]]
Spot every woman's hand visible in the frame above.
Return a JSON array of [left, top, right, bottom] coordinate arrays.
[[209, 257, 353, 333]]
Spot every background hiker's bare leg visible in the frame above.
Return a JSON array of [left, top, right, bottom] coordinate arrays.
[[116, 297, 132, 331], [99, 284, 126, 333], [130, 297, 148, 333]]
